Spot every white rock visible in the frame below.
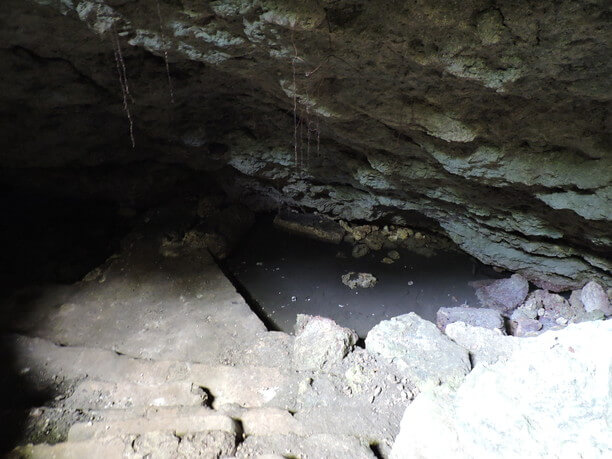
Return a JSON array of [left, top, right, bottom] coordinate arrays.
[[366, 313, 471, 391], [581, 281, 611, 315], [293, 315, 358, 371], [391, 321, 612, 459], [445, 321, 520, 366]]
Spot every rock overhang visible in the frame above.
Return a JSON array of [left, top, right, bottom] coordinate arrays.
[[0, 0, 610, 289]]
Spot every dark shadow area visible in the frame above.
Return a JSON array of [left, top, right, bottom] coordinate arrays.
[[0, 192, 131, 453], [0, 338, 55, 454]]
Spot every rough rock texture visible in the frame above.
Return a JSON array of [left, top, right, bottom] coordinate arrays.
[[391, 320, 612, 459], [436, 306, 504, 333], [365, 313, 471, 391], [444, 322, 520, 367], [581, 281, 612, 315], [475, 274, 529, 313], [293, 314, 358, 371], [341, 272, 377, 289], [1, 0, 611, 289], [510, 288, 604, 336]]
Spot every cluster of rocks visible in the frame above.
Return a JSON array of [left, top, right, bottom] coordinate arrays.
[[435, 274, 611, 338], [338, 220, 453, 260], [293, 310, 611, 458], [160, 196, 255, 260]]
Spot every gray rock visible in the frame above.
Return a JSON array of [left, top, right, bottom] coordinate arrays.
[[436, 306, 504, 333], [293, 315, 358, 371], [366, 313, 471, 391], [513, 317, 543, 337], [341, 272, 377, 289], [569, 289, 585, 311], [510, 288, 603, 335], [351, 244, 370, 258], [475, 274, 529, 313], [391, 321, 612, 459], [444, 322, 520, 367], [581, 281, 611, 315]]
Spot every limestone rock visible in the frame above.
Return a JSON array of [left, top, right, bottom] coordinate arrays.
[[293, 315, 358, 371], [444, 321, 520, 367], [391, 321, 612, 459], [366, 313, 471, 391], [436, 306, 504, 333], [581, 281, 611, 315], [341, 272, 377, 289], [475, 274, 529, 313]]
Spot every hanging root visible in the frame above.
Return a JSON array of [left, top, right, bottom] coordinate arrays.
[[291, 30, 299, 170], [111, 25, 135, 149], [155, 0, 175, 104]]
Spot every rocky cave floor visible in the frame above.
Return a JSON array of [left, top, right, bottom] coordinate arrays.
[[0, 195, 610, 459]]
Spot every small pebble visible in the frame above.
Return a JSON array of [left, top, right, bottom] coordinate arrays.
[[291, 296, 297, 302]]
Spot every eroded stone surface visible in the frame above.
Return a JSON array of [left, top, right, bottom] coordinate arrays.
[[0, 0, 610, 288], [365, 313, 471, 391], [392, 320, 612, 459]]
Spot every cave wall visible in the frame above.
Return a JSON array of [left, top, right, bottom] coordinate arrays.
[[0, 0, 610, 289]]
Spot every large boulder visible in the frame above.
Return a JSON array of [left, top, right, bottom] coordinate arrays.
[[366, 313, 471, 391], [293, 315, 358, 372], [475, 274, 529, 313], [390, 320, 612, 459]]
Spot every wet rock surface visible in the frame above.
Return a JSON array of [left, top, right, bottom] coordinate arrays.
[[1, 0, 610, 289]]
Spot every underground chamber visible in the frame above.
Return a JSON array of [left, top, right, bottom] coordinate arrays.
[[1, 0, 610, 457]]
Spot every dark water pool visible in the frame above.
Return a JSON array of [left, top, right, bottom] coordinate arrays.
[[224, 217, 496, 337]]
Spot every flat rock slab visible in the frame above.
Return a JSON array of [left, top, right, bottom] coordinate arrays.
[[366, 313, 470, 391], [236, 433, 376, 459], [1, 230, 267, 366], [436, 306, 504, 332], [68, 407, 238, 441], [6, 333, 297, 410], [293, 314, 357, 371]]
